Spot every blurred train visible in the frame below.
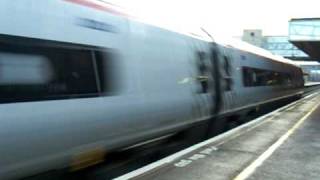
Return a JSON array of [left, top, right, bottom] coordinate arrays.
[[0, 0, 304, 179]]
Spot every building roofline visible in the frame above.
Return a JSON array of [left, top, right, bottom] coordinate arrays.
[[290, 18, 320, 22]]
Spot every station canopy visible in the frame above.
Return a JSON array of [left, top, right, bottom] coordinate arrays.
[[289, 18, 320, 59]]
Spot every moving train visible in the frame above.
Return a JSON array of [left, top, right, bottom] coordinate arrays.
[[0, 0, 304, 179]]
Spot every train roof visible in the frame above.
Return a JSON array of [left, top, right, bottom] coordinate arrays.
[[90, 1, 300, 68], [213, 36, 299, 67], [0, 0, 300, 69]]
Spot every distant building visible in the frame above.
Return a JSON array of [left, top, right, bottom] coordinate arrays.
[[241, 29, 309, 60], [262, 36, 308, 60], [242, 29, 265, 47]]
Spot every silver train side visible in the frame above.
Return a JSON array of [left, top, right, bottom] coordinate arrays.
[[0, 1, 304, 179]]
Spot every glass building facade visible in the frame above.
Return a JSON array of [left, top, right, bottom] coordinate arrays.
[[263, 36, 308, 58]]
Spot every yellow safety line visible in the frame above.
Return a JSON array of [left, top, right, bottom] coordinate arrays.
[[233, 100, 320, 180]]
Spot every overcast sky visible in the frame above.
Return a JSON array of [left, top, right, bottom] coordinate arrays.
[[107, 0, 320, 37]]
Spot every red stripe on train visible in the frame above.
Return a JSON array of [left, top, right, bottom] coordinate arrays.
[[64, 0, 128, 17]]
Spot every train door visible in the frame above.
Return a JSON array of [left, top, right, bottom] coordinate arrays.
[[220, 47, 235, 111], [193, 48, 213, 119], [192, 42, 232, 117], [207, 43, 234, 114]]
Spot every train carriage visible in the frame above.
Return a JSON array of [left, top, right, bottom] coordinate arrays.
[[0, 0, 304, 179]]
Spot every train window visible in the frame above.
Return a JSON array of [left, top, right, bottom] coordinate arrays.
[[224, 55, 231, 76], [196, 51, 208, 94], [0, 36, 109, 103], [242, 66, 292, 87]]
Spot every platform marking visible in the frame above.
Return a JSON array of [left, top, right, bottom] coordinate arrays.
[[233, 99, 320, 180]]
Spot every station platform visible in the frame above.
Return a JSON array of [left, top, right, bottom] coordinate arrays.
[[115, 91, 320, 180]]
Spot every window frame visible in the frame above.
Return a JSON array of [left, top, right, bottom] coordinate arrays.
[[0, 35, 111, 103], [242, 66, 293, 87]]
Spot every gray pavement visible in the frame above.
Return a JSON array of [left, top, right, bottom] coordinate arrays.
[[119, 92, 320, 180], [248, 101, 320, 180]]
